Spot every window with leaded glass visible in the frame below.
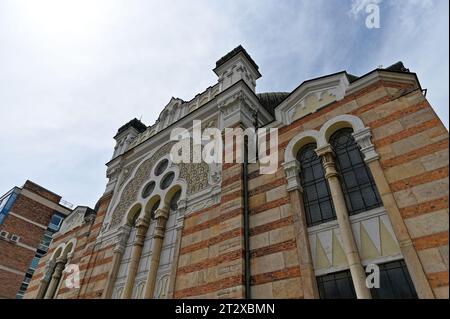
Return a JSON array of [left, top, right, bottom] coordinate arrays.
[[329, 128, 382, 216], [317, 270, 356, 299], [297, 143, 336, 226], [142, 181, 155, 198], [371, 260, 417, 299], [160, 172, 175, 190]]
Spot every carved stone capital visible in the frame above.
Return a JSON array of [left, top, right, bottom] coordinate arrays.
[[352, 127, 379, 163], [54, 258, 67, 277], [282, 160, 303, 192], [66, 251, 74, 262], [45, 260, 56, 272], [154, 208, 169, 221], [114, 225, 132, 253], [154, 208, 170, 239], [135, 217, 150, 229], [315, 144, 338, 179]]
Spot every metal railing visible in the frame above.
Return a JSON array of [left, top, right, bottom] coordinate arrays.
[[59, 198, 74, 209]]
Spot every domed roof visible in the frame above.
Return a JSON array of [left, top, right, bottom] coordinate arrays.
[[257, 92, 290, 116]]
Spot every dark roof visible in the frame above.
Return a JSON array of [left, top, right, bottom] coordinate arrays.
[[347, 61, 410, 83], [215, 45, 260, 72], [347, 73, 360, 83], [257, 92, 290, 116], [115, 118, 147, 138], [384, 61, 410, 73]]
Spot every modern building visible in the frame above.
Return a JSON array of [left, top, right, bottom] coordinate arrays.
[[0, 180, 72, 298], [24, 46, 448, 299]]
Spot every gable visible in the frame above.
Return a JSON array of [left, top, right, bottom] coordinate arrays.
[[274, 72, 350, 125]]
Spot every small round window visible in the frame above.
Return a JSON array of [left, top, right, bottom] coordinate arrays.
[[160, 172, 175, 190], [155, 159, 169, 176], [142, 181, 155, 198]]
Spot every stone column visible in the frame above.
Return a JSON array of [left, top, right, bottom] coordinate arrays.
[[282, 160, 319, 299], [121, 218, 149, 299], [102, 225, 131, 299], [36, 260, 55, 299], [316, 145, 372, 299], [43, 258, 66, 299], [143, 207, 170, 299], [353, 128, 435, 299]]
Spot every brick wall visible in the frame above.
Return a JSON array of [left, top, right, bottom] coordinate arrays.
[[0, 269, 23, 299], [0, 189, 59, 298], [23, 180, 61, 203], [173, 142, 247, 298], [275, 79, 448, 298]]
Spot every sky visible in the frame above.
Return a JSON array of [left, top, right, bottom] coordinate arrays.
[[0, 0, 448, 208]]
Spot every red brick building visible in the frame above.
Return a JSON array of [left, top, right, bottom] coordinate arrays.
[[24, 46, 449, 299], [0, 180, 72, 298]]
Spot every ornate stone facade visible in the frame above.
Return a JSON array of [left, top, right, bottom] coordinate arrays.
[[24, 46, 448, 300]]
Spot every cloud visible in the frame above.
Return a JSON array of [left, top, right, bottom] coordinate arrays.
[[0, 0, 447, 207]]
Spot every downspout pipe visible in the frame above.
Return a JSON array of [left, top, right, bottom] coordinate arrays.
[[243, 136, 251, 299]]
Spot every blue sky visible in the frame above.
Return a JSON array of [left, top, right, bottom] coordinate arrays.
[[0, 0, 448, 207]]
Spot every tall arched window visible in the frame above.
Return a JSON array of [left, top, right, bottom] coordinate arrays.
[[169, 189, 181, 211], [329, 128, 382, 215], [297, 143, 336, 226]]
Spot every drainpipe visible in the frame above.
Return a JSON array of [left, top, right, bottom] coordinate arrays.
[[243, 136, 251, 299]]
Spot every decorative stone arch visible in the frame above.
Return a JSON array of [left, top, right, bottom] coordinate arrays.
[[283, 130, 321, 192], [319, 114, 365, 146], [51, 244, 65, 262], [125, 202, 143, 227], [284, 130, 321, 164], [163, 183, 186, 210], [142, 195, 161, 221], [106, 141, 177, 231], [62, 238, 77, 260], [39, 237, 78, 299], [318, 114, 379, 163]]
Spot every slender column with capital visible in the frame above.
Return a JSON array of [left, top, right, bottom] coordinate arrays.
[[316, 145, 372, 299], [44, 258, 66, 299], [36, 260, 56, 298], [143, 208, 169, 299], [353, 128, 435, 299], [121, 218, 149, 299], [102, 225, 132, 299], [283, 159, 319, 299]]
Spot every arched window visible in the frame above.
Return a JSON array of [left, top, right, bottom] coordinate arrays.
[[297, 143, 336, 226], [149, 199, 160, 219], [169, 189, 181, 211], [329, 128, 382, 215]]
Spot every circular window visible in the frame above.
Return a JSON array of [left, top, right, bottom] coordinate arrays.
[[142, 181, 155, 198], [155, 159, 169, 176], [160, 172, 175, 190]]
